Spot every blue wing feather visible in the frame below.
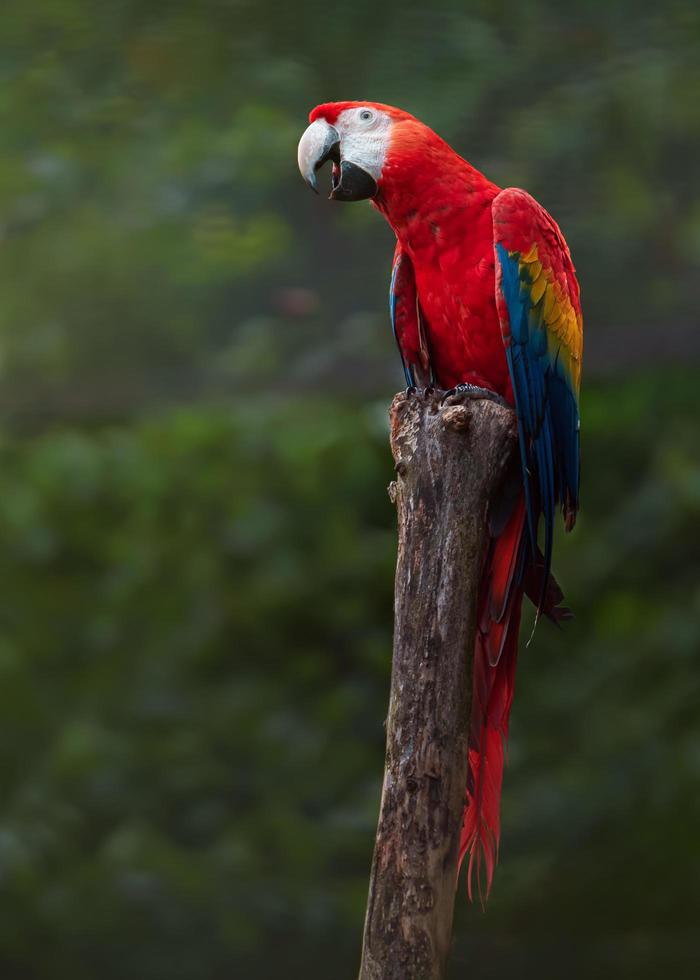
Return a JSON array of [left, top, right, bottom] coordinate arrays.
[[495, 241, 579, 610], [390, 252, 415, 388]]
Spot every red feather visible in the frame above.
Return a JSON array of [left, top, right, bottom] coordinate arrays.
[[459, 499, 525, 900]]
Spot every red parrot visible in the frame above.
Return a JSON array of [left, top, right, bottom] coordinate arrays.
[[298, 102, 583, 899]]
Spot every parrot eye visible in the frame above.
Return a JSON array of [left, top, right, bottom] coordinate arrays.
[[359, 109, 373, 122]]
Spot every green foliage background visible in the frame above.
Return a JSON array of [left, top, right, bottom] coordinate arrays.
[[1, 3, 699, 978]]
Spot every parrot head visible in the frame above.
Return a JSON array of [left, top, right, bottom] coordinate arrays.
[[297, 101, 438, 202]]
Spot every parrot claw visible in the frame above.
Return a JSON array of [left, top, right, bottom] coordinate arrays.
[[404, 385, 417, 398], [441, 383, 510, 410], [422, 384, 435, 398]]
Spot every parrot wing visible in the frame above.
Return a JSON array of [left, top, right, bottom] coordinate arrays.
[[389, 242, 431, 388], [492, 188, 583, 609]]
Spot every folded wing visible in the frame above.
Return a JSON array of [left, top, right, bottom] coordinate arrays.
[[492, 188, 583, 607]]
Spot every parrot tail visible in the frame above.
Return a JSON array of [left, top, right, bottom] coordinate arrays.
[[459, 490, 571, 901], [459, 493, 525, 902]]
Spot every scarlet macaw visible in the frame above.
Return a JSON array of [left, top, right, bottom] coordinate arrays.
[[297, 102, 583, 898]]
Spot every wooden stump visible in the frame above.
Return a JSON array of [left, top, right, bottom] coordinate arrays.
[[358, 390, 516, 980]]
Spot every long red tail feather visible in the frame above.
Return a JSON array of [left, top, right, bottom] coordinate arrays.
[[458, 488, 572, 900], [459, 496, 525, 901]]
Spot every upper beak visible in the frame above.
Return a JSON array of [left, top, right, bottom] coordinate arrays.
[[297, 119, 340, 194], [297, 119, 378, 202]]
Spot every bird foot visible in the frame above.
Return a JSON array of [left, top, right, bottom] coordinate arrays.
[[441, 383, 510, 410], [403, 384, 436, 399]]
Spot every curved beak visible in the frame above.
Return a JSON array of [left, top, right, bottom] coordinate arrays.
[[297, 119, 340, 194], [297, 119, 378, 202]]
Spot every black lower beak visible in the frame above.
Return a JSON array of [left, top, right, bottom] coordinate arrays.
[[329, 161, 378, 202]]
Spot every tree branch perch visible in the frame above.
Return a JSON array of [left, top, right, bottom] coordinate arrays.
[[358, 390, 516, 980]]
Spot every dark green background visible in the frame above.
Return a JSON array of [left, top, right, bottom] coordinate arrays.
[[1, 2, 699, 978]]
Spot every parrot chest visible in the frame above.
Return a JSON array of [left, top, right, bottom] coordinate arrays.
[[400, 207, 511, 397]]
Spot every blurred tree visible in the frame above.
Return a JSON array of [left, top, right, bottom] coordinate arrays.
[[1, 2, 699, 418], [0, 3, 699, 978], [0, 376, 697, 979]]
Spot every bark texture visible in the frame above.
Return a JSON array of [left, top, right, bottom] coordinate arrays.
[[358, 390, 516, 980]]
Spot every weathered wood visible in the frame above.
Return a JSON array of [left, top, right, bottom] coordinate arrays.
[[358, 389, 516, 980]]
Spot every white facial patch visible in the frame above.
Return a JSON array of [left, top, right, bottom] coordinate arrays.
[[335, 107, 392, 182]]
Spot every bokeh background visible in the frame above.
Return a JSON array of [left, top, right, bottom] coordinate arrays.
[[1, 2, 699, 978]]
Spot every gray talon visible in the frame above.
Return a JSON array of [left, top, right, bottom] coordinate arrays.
[[441, 382, 509, 409]]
